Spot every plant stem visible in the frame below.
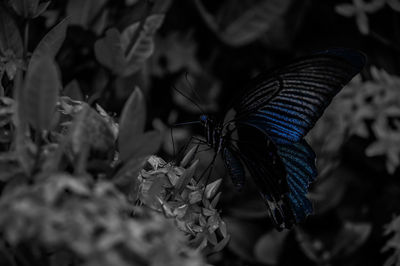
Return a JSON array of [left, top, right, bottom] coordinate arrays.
[[31, 130, 43, 177], [370, 30, 400, 53], [23, 20, 30, 60], [193, 0, 219, 34], [192, 0, 227, 44]]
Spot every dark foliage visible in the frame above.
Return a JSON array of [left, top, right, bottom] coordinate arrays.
[[0, 0, 400, 266]]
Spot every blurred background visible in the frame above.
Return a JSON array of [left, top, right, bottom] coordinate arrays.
[[3, 0, 400, 265]]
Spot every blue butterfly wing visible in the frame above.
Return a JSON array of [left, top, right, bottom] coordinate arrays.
[[277, 140, 317, 222], [234, 48, 365, 144], [222, 147, 245, 190], [225, 49, 365, 228]]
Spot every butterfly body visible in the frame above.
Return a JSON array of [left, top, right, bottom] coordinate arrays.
[[200, 115, 227, 154], [197, 49, 366, 230]]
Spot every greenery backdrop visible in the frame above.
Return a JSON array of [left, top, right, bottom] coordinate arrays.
[[0, 0, 400, 265]]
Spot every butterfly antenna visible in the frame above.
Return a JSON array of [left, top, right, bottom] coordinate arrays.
[[185, 72, 205, 106], [170, 127, 176, 157], [173, 121, 201, 126], [172, 85, 205, 114]]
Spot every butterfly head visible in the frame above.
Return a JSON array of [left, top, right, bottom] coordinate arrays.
[[199, 114, 211, 127], [200, 114, 208, 122]]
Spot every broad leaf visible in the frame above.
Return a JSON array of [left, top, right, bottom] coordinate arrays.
[[11, 0, 39, 18], [23, 56, 60, 131], [0, 69, 4, 96], [175, 159, 199, 194], [121, 14, 164, 73], [204, 179, 222, 199], [180, 146, 198, 168], [225, 218, 265, 262], [94, 14, 164, 76], [194, 0, 291, 47], [0, 6, 23, 58], [68, 104, 115, 155], [94, 28, 126, 74], [254, 230, 289, 265], [118, 87, 145, 158], [112, 156, 147, 193], [14, 70, 36, 174], [119, 130, 163, 162], [11, 0, 50, 18], [30, 18, 69, 66], [63, 79, 84, 101], [66, 0, 108, 30], [221, 0, 291, 46]]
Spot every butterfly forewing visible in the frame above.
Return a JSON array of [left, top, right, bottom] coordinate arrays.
[[234, 49, 365, 144]]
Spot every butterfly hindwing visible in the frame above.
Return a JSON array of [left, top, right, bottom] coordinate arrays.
[[276, 139, 317, 222], [232, 124, 296, 229], [222, 147, 245, 190]]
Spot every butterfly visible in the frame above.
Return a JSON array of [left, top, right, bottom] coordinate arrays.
[[196, 48, 366, 230]]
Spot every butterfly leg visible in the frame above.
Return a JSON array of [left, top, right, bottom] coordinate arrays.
[[197, 151, 218, 186], [174, 135, 207, 164]]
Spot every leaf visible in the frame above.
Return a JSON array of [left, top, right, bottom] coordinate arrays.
[[118, 87, 146, 158], [180, 146, 198, 168], [175, 159, 199, 194], [66, 0, 107, 30], [309, 170, 349, 214], [331, 222, 372, 257], [23, 56, 60, 131], [0, 69, 4, 96], [94, 14, 164, 76], [10, 0, 41, 18], [356, 12, 369, 35], [14, 70, 36, 174], [152, 33, 201, 76], [0, 153, 24, 182], [63, 79, 84, 101], [94, 28, 126, 75], [121, 14, 164, 71], [112, 156, 147, 197], [211, 234, 231, 253], [221, 0, 291, 46], [388, 0, 400, 11], [140, 173, 171, 209], [126, 0, 140, 6], [68, 104, 115, 155], [0, 6, 23, 58], [296, 222, 372, 263], [42, 174, 90, 203], [194, 0, 291, 47], [120, 130, 163, 162], [0, 97, 14, 126], [30, 18, 69, 66], [92, 9, 108, 35], [383, 215, 400, 266], [5, 60, 18, 80], [254, 230, 289, 265], [225, 218, 265, 262], [335, 4, 356, 17], [204, 179, 222, 199], [34, 1, 51, 18]]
